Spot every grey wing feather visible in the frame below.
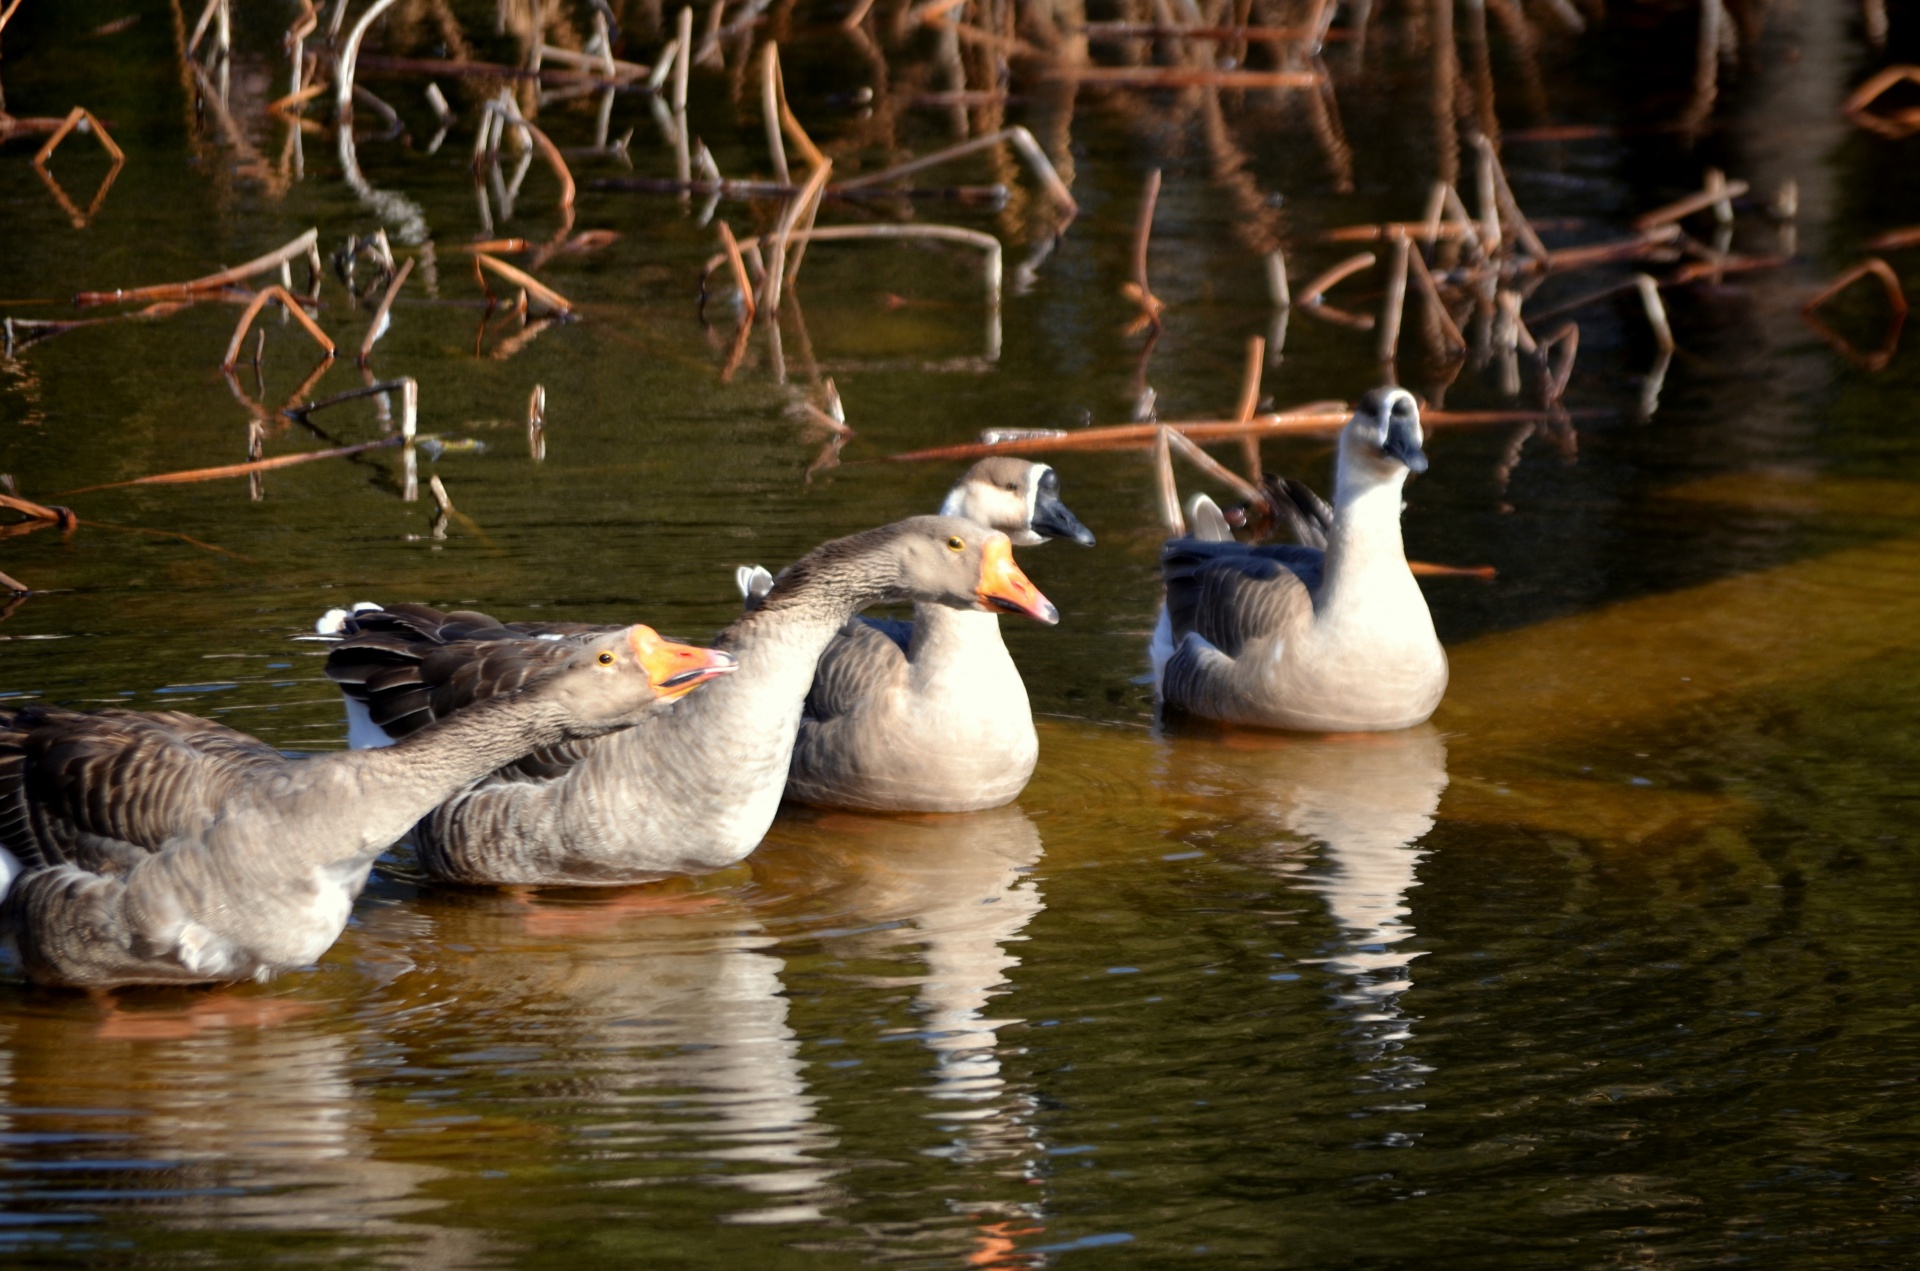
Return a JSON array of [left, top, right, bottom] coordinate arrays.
[[1262, 475, 1334, 550], [0, 707, 283, 875], [853, 615, 914, 654], [1162, 539, 1321, 657], [324, 603, 618, 778], [805, 621, 912, 722]]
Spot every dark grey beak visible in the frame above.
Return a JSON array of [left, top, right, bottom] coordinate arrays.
[[1381, 402, 1429, 474], [1030, 490, 1096, 546]]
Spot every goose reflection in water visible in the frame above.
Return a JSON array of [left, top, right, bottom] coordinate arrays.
[[1159, 726, 1449, 1095], [752, 804, 1051, 1245], [0, 994, 492, 1266], [348, 889, 840, 1228]]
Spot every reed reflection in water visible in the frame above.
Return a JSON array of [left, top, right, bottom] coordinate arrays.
[[1158, 727, 1448, 1099]]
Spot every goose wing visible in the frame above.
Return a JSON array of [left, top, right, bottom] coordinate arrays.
[[324, 604, 615, 778], [852, 615, 914, 655], [0, 707, 283, 874], [1162, 539, 1323, 657], [805, 620, 912, 723]]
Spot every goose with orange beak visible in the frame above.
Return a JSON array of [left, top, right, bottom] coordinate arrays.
[[323, 517, 1056, 885], [732, 460, 1087, 814]]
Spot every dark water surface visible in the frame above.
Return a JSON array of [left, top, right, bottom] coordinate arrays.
[[4, 1, 1920, 1265]]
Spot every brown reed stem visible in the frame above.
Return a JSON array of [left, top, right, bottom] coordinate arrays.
[[1300, 252, 1375, 304], [1377, 230, 1411, 365], [32, 106, 126, 166], [473, 252, 573, 315], [222, 285, 334, 369], [75, 229, 320, 306], [718, 221, 755, 323], [358, 255, 415, 364], [1152, 427, 1185, 536]]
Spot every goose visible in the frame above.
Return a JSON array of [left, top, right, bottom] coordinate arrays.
[[323, 516, 1059, 886], [1151, 387, 1449, 731], [736, 458, 1094, 813], [0, 626, 735, 989]]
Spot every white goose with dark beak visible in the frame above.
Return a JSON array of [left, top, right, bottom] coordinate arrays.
[[1151, 388, 1449, 731]]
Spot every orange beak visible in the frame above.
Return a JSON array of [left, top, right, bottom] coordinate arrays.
[[628, 625, 737, 700], [975, 535, 1059, 624]]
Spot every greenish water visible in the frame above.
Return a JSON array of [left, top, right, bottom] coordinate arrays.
[[4, 0, 1920, 1265]]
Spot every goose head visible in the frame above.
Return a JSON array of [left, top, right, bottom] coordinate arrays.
[[894, 516, 1061, 624], [541, 626, 737, 733], [1339, 387, 1429, 486], [939, 458, 1097, 548]]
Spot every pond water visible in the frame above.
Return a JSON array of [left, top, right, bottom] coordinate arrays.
[[4, 0, 1920, 1265]]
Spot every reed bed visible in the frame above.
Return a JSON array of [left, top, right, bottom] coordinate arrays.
[[0, 0, 1908, 596]]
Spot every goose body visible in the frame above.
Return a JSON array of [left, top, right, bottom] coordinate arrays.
[[323, 517, 1059, 886], [754, 459, 1093, 813], [0, 626, 733, 988], [1153, 388, 1449, 731]]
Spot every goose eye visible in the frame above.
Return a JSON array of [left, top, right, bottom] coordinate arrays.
[[945, 536, 966, 551], [597, 651, 616, 666]]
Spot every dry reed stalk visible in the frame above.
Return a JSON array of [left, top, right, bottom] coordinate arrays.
[[1377, 230, 1411, 364], [673, 4, 694, 112], [1406, 246, 1467, 355], [528, 384, 546, 461], [31, 106, 126, 167], [1079, 21, 1319, 40], [429, 474, 454, 514], [1633, 273, 1676, 353], [889, 406, 1569, 461], [1299, 252, 1375, 305], [60, 437, 403, 495], [1802, 257, 1908, 371], [1409, 562, 1497, 578], [717, 221, 755, 322], [1632, 176, 1752, 230], [0, 0, 25, 37], [758, 159, 833, 315], [1540, 322, 1579, 404], [221, 286, 334, 369], [537, 45, 647, 78], [0, 569, 28, 595], [1543, 224, 1679, 272], [724, 223, 1003, 308], [452, 237, 531, 254], [1485, 143, 1549, 261], [354, 54, 629, 86], [1165, 427, 1263, 506], [335, 0, 398, 126], [1321, 221, 1496, 244], [1266, 250, 1290, 307], [1152, 428, 1185, 536], [74, 228, 319, 306], [1125, 168, 1165, 324], [1231, 334, 1266, 479], [832, 126, 1077, 218], [759, 44, 790, 184], [782, 164, 832, 287], [521, 118, 576, 208], [0, 493, 78, 533], [473, 252, 574, 315], [1472, 137, 1502, 255], [1042, 66, 1323, 88], [269, 83, 327, 118], [1843, 63, 1920, 139], [358, 255, 415, 364], [1868, 226, 1920, 252]]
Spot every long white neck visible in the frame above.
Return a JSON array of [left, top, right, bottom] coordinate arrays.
[[1320, 460, 1412, 615]]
